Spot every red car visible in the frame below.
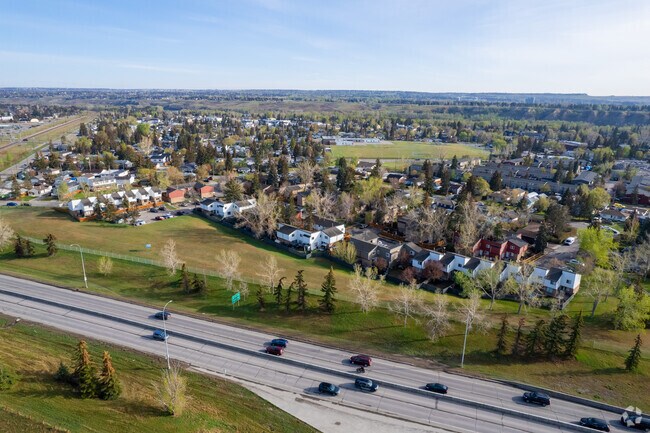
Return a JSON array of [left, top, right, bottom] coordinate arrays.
[[266, 345, 284, 356], [350, 354, 372, 367]]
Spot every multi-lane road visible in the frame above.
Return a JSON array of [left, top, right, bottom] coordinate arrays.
[[0, 274, 629, 433]]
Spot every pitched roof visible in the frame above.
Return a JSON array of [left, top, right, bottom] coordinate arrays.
[[546, 267, 564, 283], [322, 227, 344, 237], [440, 253, 455, 266], [507, 237, 529, 248], [277, 224, 298, 235], [464, 257, 481, 271], [349, 238, 377, 259]]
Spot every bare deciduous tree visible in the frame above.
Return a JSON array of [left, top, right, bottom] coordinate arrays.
[[336, 192, 356, 223], [349, 264, 382, 313], [216, 249, 241, 290], [236, 193, 280, 239], [238, 281, 249, 299], [296, 160, 317, 186], [161, 239, 182, 276], [257, 255, 284, 293], [305, 189, 337, 219], [583, 267, 616, 317], [332, 241, 357, 264], [454, 200, 481, 255], [389, 280, 424, 327], [506, 264, 542, 314], [475, 261, 506, 310], [0, 217, 15, 250], [153, 364, 187, 417], [422, 295, 451, 342], [630, 238, 650, 279], [457, 291, 489, 335]]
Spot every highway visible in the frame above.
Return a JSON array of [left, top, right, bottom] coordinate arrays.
[[0, 274, 628, 433]]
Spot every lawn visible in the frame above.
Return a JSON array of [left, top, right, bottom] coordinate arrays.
[[0, 243, 647, 409], [0, 314, 317, 433], [329, 140, 488, 161]]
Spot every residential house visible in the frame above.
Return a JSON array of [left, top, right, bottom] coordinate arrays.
[[193, 182, 214, 199], [163, 187, 186, 203], [472, 237, 529, 262], [599, 208, 629, 223], [573, 171, 598, 186]]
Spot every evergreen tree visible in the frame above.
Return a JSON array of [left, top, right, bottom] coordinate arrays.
[[98, 351, 121, 400], [511, 318, 526, 356], [319, 267, 337, 313], [256, 288, 266, 311], [439, 168, 450, 195], [267, 159, 279, 187], [544, 314, 569, 357], [294, 270, 308, 312], [625, 334, 642, 371], [451, 155, 458, 170], [274, 277, 285, 306], [180, 263, 190, 294], [224, 150, 233, 172], [284, 283, 294, 312], [13, 234, 24, 257], [223, 178, 244, 202], [564, 311, 583, 358], [73, 340, 97, 399], [524, 320, 546, 358], [495, 315, 509, 355], [489, 171, 503, 191], [44, 233, 57, 256], [370, 158, 382, 178], [534, 223, 549, 253], [278, 156, 290, 185], [191, 273, 206, 294]]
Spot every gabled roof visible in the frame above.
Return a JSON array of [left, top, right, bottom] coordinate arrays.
[[507, 237, 529, 248], [440, 253, 455, 266], [413, 250, 430, 262], [545, 267, 564, 283], [464, 257, 481, 271], [349, 238, 377, 259], [278, 224, 298, 235], [312, 215, 340, 228], [322, 227, 344, 237]]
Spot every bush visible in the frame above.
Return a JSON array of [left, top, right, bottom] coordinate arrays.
[[54, 362, 73, 384], [0, 364, 18, 391]]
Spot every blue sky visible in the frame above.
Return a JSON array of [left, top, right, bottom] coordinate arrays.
[[1, 0, 649, 94]]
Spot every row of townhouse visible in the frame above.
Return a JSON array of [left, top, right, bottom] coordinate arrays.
[[411, 249, 581, 297], [200, 198, 257, 218], [67, 187, 163, 218], [76, 169, 135, 190], [275, 217, 346, 251]]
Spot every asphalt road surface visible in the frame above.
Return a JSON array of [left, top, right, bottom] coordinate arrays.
[[0, 274, 629, 433]]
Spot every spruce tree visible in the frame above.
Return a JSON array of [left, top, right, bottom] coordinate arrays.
[[625, 334, 643, 371], [534, 223, 548, 253], [44, 233, 58, 256], [544, 314, 569, 357], [273, 277, 284, 306], [525, 320, 546, 358], [564, 311, 583, 358], [495, 315, 509, 355], [73, 340, 97, 399], [256, 288, 266, 312], [489, 171, 503, 191], [180, 263, 190, 294], [98, 351, 121, 400], [284, 283, 293, 312], [191, 273, 206, 294], [511, 318, 526, 356], [319, 267, 337, 313], [294, 270, 308, 312], [13, 235, 24, 257]]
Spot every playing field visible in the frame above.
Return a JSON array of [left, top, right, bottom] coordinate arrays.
[[329, 140, 488, 161]]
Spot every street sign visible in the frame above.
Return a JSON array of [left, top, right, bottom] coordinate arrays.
[[231, 292, 240, 304], [145, 244, 151, 249]]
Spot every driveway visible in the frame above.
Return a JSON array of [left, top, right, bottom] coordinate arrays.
[[535, 221, 588, 267]]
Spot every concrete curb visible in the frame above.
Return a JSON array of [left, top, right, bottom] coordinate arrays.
[[0, 287, 597, 433]]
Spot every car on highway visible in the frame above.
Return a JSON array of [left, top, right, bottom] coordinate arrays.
[[154, 311, 171, 320], [563, 237, 576, 245], [318, 382, 340, 396], [579, 417, 610, 432], [424, 383, 448, 394], [5, 202, 18, 206], [354, 377, 378, 392], [620, 411, 650, 430], [350, 354, 372, 367], [152, 329, 168, 341], [266, 345, 283, 356], [270, 338, 288, 348], [522, 391, 550, 406]]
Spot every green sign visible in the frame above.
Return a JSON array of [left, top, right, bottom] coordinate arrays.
[[231, 292, 241, 304]]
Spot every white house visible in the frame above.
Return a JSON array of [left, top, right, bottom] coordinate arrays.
[[276, 221, 345, 251], [201, 198, 257, 218], [68, 197, 97, 217], [599, 208, 628, 223]]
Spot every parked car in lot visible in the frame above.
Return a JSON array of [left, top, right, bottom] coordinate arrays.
[[354, 377, 378, 392], [563, 237, 576, 245], [424, 383, 448, 394], [158, 206, 165, 211], [318, 382, 340, 396], [350, 354, 372, 367], [579, 417, 610, 432], [152, 329, 168, 341], [163, 213, 173, 219], [270, 338, 288, 348], [149, 208, 158, 213], [175, 210, 184, 216], [154, 216, 164, 221], [154, 311, 171, 320], [266, 345, 283, 356], [134, 219, 145, 226], [522, 391, 550, 406]]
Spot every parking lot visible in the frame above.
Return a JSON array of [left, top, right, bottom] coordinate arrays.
[[132, 202, 198, 226]]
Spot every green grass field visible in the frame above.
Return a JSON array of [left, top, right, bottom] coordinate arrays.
[[329, 140, 488, 161], [0, 314, 317, 433]]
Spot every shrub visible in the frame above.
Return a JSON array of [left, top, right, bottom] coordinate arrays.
[[0, 364, 18, 391]]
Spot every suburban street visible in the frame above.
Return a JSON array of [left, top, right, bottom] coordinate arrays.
[[0, 274, 629, 433]]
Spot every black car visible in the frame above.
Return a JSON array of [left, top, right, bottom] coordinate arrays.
[[354, 378, 378, 392], [318, 382, 340, 396], [425, 383, 448, 394], [580, 417, 610, 432], [154, 311, 171, 320], [522, 391, 550, 406], [270, 338, 288, 348]]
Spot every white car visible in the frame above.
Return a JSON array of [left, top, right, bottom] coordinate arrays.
[[563, 237, 576, 245], [134, 219, 146, 226]]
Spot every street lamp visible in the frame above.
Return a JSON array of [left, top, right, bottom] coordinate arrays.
[[162, 300, 172, 370], [460, 314, 470, 368], [70, 244, 88, 289]]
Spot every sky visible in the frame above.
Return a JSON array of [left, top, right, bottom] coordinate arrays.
[[1, 0, 649, 94]]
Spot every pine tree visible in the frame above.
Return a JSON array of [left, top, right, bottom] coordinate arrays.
[[489, 171, 503, 191], [544, 314, 569, 357], [284, 283, 294, 312], [294, 270, 308, 312], [274, 277, 284, 306], [495, 315, 509, 355], [451, 155, 458, 170], [534, 223, 549, 253], [511, 318, 526, 356], [564, 311, 583, 358], [44, 233, 58, 256], [73, 340, 97, 399], [267, 159, 279, 187], [625, 334, 643, 371], [191, 273, 206, 294], [524, 320, 546, 358], [13, 235, 24, 257], [180, 263, 190, 294], [256, 288, 266, 311], [98, 351, 121, 400], [319, 267, 337, 313]]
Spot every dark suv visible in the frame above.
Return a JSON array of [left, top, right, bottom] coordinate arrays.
[[354, 378, 378, 392], [579, 417, 610, 432], [318, 382, 340, 396], [620, 411, 650, 430], [350, 354, 372, 367], [522, 391, 550, 406]]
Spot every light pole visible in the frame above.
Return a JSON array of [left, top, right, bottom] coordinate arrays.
[[70, 244, 88, 289], [162, 300, 172, 370], [460, 314, 470, 368]]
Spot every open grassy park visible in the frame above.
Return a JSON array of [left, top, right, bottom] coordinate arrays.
[[0, 315, 316, 433], [329, 140, 488, 162]]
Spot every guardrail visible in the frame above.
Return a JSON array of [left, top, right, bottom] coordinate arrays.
[[0, 286, 599, 433]]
